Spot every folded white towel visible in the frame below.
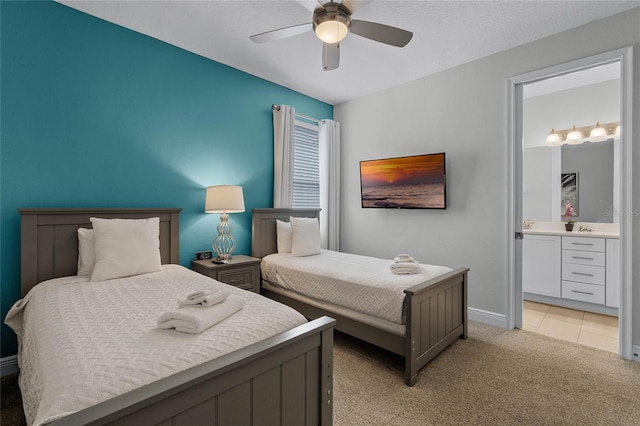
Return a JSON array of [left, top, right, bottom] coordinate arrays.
[[394, 254, 417, 263], [178, 289, 229, 308], [186, 289, 218, 300], [158, 294, 246, 334], [390, 263, 420, 270], [389, 262, 421, 275]]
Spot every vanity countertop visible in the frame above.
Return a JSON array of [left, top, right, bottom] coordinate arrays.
[[523, 229, 619, 238]]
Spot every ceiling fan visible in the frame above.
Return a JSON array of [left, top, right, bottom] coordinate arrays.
[[249, 0, 413, 71]]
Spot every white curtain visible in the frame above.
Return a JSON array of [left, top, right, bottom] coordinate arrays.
[[272, 104, 295, 207], [319, 119, 341, 251]]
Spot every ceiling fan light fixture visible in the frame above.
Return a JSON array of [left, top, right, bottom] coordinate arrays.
[[313, 5, 351, 44]]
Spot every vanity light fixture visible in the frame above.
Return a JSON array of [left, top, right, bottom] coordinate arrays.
[[565, 125, 583, 145], [544, 121, 620, 146], [589, 121, 608, 142], [544, 129, 563, 147]]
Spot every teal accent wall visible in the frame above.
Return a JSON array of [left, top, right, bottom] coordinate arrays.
[[0, 1, 333, 357]]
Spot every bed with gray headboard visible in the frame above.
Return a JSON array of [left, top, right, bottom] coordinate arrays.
[[252, 207, 468, 386], [16, 208, 334, 426]]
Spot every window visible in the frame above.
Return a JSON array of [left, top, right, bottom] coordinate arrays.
[[292, 120, 320, 208]]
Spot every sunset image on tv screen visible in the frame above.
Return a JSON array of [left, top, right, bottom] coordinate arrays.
[[360, 153, 446, 209]]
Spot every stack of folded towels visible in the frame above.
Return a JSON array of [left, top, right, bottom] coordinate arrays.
[[157, 288, 245, 334], [389, 253, 421, 275]]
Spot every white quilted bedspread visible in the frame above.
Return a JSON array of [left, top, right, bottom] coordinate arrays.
[[4, 265, 306, 426], [261, 250, 452, 325]]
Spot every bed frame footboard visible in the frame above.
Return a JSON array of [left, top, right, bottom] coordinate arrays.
[[404, 267, 469, 386], [54, 317, 336, 426]]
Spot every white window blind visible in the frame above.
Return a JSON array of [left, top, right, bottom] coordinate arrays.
[[292, 120, 320, 208]]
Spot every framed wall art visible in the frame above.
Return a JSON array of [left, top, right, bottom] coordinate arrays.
[[561, 172, 579, 216]]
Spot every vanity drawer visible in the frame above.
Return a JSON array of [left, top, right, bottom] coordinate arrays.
[[562, 263, 605, 285], [562, 281, 605, 304], [562, 249, 605, 267], [562, 236, 605, 252]]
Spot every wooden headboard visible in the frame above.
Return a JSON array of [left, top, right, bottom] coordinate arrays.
[[251, 208, 321, 259], [19, 208, 181, 296]]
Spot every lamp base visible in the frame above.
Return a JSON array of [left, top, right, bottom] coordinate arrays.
[[213, 212, 236, 261]]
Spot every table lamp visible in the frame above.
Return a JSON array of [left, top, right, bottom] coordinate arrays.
[[205, 185, 245, 261]]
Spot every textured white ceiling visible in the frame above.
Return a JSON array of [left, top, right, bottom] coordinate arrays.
[[58, 1, 640, 105]]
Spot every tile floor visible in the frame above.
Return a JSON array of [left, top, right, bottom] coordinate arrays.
[[523, 300, 619, 353]]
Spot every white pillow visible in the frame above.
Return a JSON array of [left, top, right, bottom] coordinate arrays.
[[276, 219, 292, 253], [90, 217, 162, 282], [77, 228, 95, 276], [290, 216, 321, 257]]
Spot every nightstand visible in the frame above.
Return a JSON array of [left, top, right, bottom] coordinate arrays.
[[191, 255, 261, 293]]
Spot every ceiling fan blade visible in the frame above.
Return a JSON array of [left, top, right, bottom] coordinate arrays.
[[350, 20, 413, 47], [322, 42, 340, 71], [250, 23, 312, 43], [340, 0, 374, 15], [296, 0, 325, 13]]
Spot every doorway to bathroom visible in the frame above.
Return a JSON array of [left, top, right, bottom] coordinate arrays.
[[507, 47, 633, 358]]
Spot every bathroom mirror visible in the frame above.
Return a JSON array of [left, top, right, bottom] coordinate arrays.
[[522, 63, 620, 223]]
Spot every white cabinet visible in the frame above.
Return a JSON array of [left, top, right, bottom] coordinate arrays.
[[606, 238, 620, 308], [523, 234, 561, 298]]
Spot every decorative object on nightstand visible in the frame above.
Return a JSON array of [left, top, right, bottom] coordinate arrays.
[[191, 255, 261, 293], [205, 185, 245, 261]]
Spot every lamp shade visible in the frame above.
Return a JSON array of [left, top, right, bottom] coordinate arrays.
[[205, 185, 245, 213]]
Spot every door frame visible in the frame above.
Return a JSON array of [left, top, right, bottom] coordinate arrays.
[[506, 46, 633, 358]]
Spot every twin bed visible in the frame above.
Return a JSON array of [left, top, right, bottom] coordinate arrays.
[[9, 208, 334, 426], [252, 208, 469, 387], [9, 207, 468, 425]]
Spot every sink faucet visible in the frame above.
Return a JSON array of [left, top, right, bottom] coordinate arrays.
[[523, 220, 535, 230]]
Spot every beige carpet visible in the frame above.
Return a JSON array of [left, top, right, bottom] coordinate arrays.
[[2, 322, 639, 425], [333, 322, 640, 426]]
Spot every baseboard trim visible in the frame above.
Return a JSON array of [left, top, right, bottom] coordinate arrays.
[[1, 355, 18, 377], [468, 307, 507, 328]]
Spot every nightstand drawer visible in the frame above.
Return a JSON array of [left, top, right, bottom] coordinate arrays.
[[191, 255, 261, 293], [218, 267, 255, 288]]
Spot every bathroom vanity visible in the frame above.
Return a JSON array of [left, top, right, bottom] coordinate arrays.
[[523, 226, 619, 316]]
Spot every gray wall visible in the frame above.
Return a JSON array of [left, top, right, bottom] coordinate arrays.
[[335, 8, 640, 345]]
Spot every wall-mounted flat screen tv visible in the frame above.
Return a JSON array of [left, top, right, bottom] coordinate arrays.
[[360, 152, 446, 209]]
